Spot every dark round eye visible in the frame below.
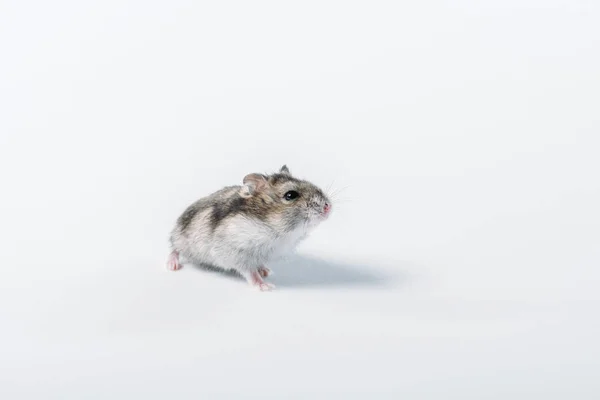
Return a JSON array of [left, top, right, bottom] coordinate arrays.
[[284, 190, 300, 201]]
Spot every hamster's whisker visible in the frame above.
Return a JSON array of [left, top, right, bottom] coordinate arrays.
[[329, 190, 353, 204], [329, 186, 349, 199], [331, 196, 352, 202], [330, 199, 352, 207], [328, 187, 350, 202], [325, 180, 335, 194]]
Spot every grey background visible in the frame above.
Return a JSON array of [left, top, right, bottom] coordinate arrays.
[[1, 1, 599, 399]]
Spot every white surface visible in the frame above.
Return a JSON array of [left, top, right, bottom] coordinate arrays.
[[1, 1, 599, 399]]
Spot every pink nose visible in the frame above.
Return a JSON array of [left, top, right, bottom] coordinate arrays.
[[323, 203, 331, 214]]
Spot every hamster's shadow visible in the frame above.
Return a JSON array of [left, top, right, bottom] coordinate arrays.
[[191, 254, 398, 288], [271, 254, 393, 288]]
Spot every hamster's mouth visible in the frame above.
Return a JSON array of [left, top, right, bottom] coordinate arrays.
[[306, 212, 329, 224], [307, 203, 331, 223], [318, 209, 331, 220]]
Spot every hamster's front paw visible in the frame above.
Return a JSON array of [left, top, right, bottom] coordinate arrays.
[[246, 270, 275, 291], [255, 282, 276, 291], [258, 266, 272, 278]]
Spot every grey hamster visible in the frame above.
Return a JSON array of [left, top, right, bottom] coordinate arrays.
[[167, 165, 332, 291]]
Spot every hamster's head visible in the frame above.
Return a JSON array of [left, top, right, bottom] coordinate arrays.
[[241, 165, 332, 230]]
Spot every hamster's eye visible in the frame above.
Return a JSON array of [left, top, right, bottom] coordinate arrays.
[[284, 190, 300, 201]]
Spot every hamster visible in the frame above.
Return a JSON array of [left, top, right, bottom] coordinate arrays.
[[167, 165, 332, 291]]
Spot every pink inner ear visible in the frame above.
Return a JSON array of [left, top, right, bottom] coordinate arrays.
[[243, 173, 267, 192]]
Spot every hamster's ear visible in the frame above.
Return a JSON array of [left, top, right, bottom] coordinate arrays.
[[280, 165, 291, 175], [241, 173, 267, 197]]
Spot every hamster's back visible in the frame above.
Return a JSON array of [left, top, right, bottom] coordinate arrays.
[[169, 186, 240, 252]]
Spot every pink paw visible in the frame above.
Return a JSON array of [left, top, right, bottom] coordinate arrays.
[[258, 266, 272, 278], [166, 251, 182, 271], [256, 282, 276, 291], [248, 270, 275, 291]]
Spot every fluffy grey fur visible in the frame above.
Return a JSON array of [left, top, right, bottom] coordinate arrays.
[[167, 165, 332, 290]]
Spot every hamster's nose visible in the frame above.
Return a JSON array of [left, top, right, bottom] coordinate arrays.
[[323, 203, 331, 214]]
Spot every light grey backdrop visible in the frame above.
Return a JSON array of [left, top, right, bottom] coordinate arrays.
[[1, 1, 599, 399]]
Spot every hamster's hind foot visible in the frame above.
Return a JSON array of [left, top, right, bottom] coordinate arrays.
[[166, 250, 183, 271]]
